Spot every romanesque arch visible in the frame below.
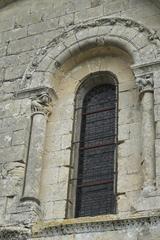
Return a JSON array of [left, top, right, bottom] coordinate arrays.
[[18, 17, 160, 92], [16, 17, 160, 224]]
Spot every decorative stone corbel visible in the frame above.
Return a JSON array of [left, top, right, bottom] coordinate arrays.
[[21, 90, 53, 206], [136, 73, 156, 194]]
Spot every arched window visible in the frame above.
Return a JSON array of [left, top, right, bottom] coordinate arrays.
[[71, 72, 118, 218]]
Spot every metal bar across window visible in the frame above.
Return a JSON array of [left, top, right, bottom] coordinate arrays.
[[82, 107, 115, 116]]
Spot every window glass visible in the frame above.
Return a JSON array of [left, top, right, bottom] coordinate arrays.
[[75, 84, 117, 217]]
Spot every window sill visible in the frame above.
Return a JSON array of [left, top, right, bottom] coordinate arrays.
[[32, 210, 160, 237]]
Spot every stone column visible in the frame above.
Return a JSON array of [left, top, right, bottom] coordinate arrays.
[[136, 73, 156, 194], [21, 91, 53, 205]]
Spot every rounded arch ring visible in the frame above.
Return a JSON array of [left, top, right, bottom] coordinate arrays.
[[20, 17, 160, 91]]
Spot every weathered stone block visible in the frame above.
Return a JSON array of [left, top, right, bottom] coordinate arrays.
[[0, 197, 6, 224], [61, 133, 72, 150], [155, 139, 160, 157], [154, 88, 160, 105], [7, 29, 60, 55], [7, 36, 37, 54], [0, 44, 7, 57], [156, 121, 160, 139], [91, 0, 102, 8], [5, 64, 26, 81], [103, 1, 122, 16], [15, 11, 42, 27], [0, 101, 21, 118], [117, 194, 130, 212], [44, 149, 71, 167], [58, 167, 69, 183], [118, 124, 130, 141], [52, 200, 66, 219], [45, 135, 61, 152], [0, 18, 14, 32], [0, 68, 4, 81], [0, 145, 25, 163], [12, 130, 25, 146], [2, 80, 19, 94], [59, 13, 74, 27], [135, 195, 160, 211], [117, 173, 142, 192], [0, 177, 23, 197], [28, 18, 59, 35], [41, 167, 59, 185], [0, 132, 12, 148], [74, 0, 90, 10], [0, 51, 33, 69], [154, 104, 160, 121], [2, 27, 27, 43], [0, 116, 29, 133], [119, 90, 138, 109]]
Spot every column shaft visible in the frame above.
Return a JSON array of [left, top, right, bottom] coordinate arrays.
[[23, 113, 47, 203], [21, 91, 53, 205], [141, 91, 155, 191], [136, 73, 155, 194]]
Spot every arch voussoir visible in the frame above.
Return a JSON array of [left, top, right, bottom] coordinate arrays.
[[21, 17, 160, 91]]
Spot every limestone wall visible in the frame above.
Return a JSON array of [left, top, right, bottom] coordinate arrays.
[[0, 0, 160, 239]]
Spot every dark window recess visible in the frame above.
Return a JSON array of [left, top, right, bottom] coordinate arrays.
[[75, 84, 117, 217]]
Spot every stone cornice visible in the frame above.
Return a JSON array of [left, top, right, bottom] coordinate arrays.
[[1, 212, 160, 239], [13, 86, 57, 100], [132, 59, 160, 70], [32, 211, 160, 237]]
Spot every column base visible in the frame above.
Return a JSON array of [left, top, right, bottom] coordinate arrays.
[[10, 200, 42, 226], [20, 196, 41, 206]]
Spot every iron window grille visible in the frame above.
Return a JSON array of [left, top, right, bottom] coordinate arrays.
[[74, 84, 118, 218]]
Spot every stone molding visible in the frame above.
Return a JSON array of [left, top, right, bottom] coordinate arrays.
[[32, 213, 160, 237], [136, 73, 154, 94], [1, 214, 160, 239], [14, 86, 56, 100], [1, 213, 160, 239], [21, 17, 160, 90]]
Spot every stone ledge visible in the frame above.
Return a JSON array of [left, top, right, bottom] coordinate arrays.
[[32, 211, 160, 237], [13, 86, 56, 100]]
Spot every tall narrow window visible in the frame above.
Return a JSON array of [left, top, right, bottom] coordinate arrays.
[[75, 83, 118, 218]]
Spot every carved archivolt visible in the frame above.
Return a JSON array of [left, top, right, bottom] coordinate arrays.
[[20, 17, 160, 90]]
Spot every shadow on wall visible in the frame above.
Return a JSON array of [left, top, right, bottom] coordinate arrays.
[[0, 0, 19, 9]]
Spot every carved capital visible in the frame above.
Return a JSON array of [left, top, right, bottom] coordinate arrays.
[[31, 91, 53, 116], [136, 73, 154, 94]]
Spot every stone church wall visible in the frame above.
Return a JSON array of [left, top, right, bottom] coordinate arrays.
[[0, 0, 160, 239]]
